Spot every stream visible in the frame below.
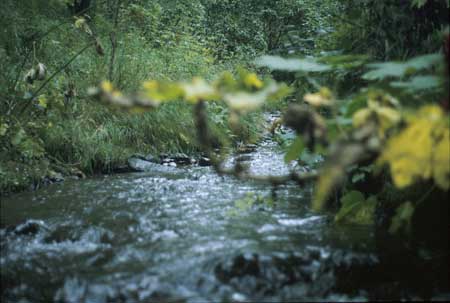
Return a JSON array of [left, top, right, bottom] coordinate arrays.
[[0, 114, 405, 302]]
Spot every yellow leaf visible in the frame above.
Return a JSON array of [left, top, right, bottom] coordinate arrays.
[[303, 87, 333, 107], [377, 107, 401, 126], [74, 17, 85, 29], [223, 83, 280, 112], [432, 128, 450, 190], [352, 108, 372, 127], [312, 166, 343, 212], [112, 91, 123, 98], [378, 105, 448, 189], [74, 17, 92, 36], [142, 80, 158, 91], [376, 106, 401, 137], [214, 71, 237, 92], [38, 95, 48, 108], [224, 92, 265, 112], [389, 157, 422, 188], [243, 73, 263, 89], [418, 104, 443, 120], [352, 98, 400, 138], [141, 80, 182, 102], [101, 81, 114, 93], [181, 77, 218, 103]]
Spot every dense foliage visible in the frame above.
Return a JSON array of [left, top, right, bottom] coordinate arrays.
[[0, 0, 449, 288]]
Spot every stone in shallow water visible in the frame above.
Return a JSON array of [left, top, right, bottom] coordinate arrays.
[[151, 230, 179, 241], [213, 249, 380, 299], [198, 157, 211, 166], [7, 219, 46, 236], [127, 157, 177, 173], [144, 154, 159, 163]]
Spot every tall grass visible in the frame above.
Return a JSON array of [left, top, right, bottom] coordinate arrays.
[[0, 4, 260, 194]]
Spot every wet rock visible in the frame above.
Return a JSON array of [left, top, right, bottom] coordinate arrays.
[[44, 225, 78, 243], [215, 253, 260, 283], [128, 157, 176, 172], [198, 157, 211, 166], [54, 277, 89, 303], [8, 219, 46, 236], [173, 153, 191, 163], [214, 249, 380, 298], [231, 292, 247, 302], [159, 152, 169, 159], [237, 144, 257, 154], [70, 168, 86, 179], [46, 170, 65, 183], [130, 153, 147, 161], [111, 165, 135, 174], [235, 155, 252, 162], [55, 276, 184, 303], [144, 154, 159, 163], [113, 156, 161, 173], [151, 230, 179, 241], [161, 153, 193, 165], [41, 171, 65, 185]]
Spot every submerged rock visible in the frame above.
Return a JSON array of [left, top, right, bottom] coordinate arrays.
[[8, 219, 46, 236], [198, 157, 211, 166], [235, 155, 252, 162], [127, 157, 177, 172], [214, 249, 379, 299]]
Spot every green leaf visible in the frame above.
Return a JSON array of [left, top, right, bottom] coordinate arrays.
[[318, 54, 370, 69], [363, 62, 411, 80], [406, 53, 442, 70], [411, 0, 428, 8], [351, 173, 366, 183], [256, 55, 331, 72], [11, 128, 26, 146], [343, 95, 368, 118], [335, 191, 376, 225], [0, 123, 8, 136], [389, 201, 415, 234], [284, 136, 304, 163], [390, 75, 441, 92], [362, 53, 442, 81]]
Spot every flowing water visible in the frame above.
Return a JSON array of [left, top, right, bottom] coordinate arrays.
[[1, 115, 378, 302]]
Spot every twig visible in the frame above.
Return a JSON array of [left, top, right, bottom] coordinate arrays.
[[416, 185, 436, 206], [193, 100, 318, 186], [18, 43, 93, 116], [108, 0, 121, 81], [10, 1, 101, 94], [216, 165, 318, 185]]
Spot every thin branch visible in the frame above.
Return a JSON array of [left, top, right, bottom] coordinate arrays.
[[193, 100, 318, 186], [18, 43, 93, 116], [10, 1, 101, 94], [215, 165, 318, 186], [416, 185, 436, 206], [108, 0, 121, 81]]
